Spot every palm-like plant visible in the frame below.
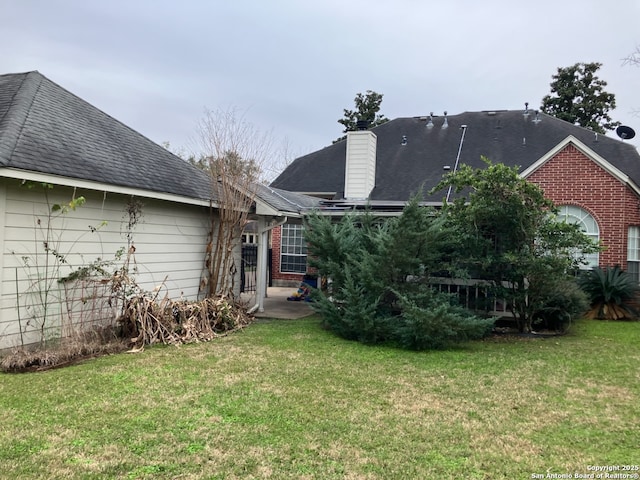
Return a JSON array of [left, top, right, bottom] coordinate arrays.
[[578, 266, 639, 320]]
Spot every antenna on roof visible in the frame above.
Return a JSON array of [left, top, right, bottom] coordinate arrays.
[[442, 111, 448, 129], [616, 125, 636, 140], [426, 112, 434, 129]]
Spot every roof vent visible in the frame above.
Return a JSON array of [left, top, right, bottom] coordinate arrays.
[[523, 102, 530, 117], [401, 135, 407, 146], [442, 111, 448, 129], [426, 112, 434, 129], [533, 111, 541, 124]]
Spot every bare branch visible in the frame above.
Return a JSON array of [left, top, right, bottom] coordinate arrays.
[[194, 107, 274, 298], [622, 45, 640, 67]]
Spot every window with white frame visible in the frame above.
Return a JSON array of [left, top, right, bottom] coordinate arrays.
[[558, 205, 599, 269], [627, 226, 640, 281], [280, 223, 307, 273]]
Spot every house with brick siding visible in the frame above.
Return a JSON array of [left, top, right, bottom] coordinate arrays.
[[270, 109, 640, 286]]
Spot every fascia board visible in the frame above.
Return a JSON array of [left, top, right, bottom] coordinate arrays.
[[0, 167, 217, 208]]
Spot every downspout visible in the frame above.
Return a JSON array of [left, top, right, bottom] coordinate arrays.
[[247, 216, 288, 314]]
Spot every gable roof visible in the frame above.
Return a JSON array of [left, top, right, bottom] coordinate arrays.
[[0, 71, 214, 204], [521, 135, 640, 197], [271, 110, 640, 203]]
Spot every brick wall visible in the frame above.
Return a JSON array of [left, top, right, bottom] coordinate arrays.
[[527, 144, 640, 267]]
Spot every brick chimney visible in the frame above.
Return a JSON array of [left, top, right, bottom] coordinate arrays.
[[344, 130, 377, 200]]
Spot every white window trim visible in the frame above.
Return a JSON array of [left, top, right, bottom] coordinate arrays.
[[280, 224, 307, 274], [558, 205, 599, 269]]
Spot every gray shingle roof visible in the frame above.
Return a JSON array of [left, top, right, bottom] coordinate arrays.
[[271, 110, 640, 203], [0, 71, 214, 201], [253, 183, 322, 214]]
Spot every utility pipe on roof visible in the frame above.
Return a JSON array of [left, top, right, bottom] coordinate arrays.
[[446, 125, 468, 203], [247, 216, 288, 314]]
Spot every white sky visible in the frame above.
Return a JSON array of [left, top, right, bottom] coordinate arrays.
[[2, 0, 639, 173]]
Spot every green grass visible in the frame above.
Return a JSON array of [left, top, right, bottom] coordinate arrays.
[[1, 317, 639, 479]]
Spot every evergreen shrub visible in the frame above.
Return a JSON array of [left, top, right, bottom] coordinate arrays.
[[532, 278, 589, 332], [305, 197, 493, 350]]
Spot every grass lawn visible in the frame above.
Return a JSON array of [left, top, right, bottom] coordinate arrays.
[[0, 317, 638, 479]]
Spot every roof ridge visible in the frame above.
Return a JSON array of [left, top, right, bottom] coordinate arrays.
[[0, 72, 43, 166]]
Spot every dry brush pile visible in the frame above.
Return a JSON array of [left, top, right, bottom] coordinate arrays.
[[1, 270, 254, 372], [118, 292, 253, 350]]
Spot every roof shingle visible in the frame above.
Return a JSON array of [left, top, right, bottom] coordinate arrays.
[[0, 71, 213, 201], [271, 110, 640, 203]]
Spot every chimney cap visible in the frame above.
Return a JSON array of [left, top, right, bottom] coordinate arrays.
[[356, 119, 370, 130]]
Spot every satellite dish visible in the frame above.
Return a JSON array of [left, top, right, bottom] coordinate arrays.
[[616, 125, 636, 140]]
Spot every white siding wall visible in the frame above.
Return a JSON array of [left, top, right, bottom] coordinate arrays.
[[344, 130, 377, 200], [0, 180, 217, 350]]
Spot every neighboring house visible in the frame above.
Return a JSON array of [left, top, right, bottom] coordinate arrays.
[[0, 71, 231, 351], [270, 109, 640, 285]]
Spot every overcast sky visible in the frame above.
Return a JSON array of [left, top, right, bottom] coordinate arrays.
[[2, 0, 639, 176]]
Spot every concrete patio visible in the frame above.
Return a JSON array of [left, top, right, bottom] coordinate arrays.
[[241, 287, 315, 320]]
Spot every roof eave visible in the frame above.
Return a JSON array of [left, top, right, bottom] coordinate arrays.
[[0, 167, 217, 208]]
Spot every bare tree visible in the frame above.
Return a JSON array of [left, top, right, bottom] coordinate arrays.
[[623, 46, 640, 117], [261, 136, 303, 184], [195, 107, 275, 298], [623, 45, 640, 67]]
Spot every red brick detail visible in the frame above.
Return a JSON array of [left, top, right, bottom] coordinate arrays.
[[270, 225, 305, 283], [526, 144, 640, 268]]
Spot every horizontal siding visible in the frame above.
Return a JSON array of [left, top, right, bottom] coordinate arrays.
[[0, 180, 218, 350], [345, 131, 376, 199]]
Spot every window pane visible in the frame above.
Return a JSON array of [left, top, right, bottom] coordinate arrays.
[[627, 261, 640, 283], [558, 205, 599, 269], [628, 226, 640, 262], [280, 223, 307, 273]]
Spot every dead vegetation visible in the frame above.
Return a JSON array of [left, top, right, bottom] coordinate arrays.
[[118, 293, 253, 350], [1, 294, 253, 372], [0, 326, 128, 372]]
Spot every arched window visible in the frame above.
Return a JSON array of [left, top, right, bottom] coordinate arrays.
[[558, 205, 599, 269]]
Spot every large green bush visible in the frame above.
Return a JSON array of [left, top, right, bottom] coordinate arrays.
[[531, 278, 590, 332], [305, 198, 493, 349], [431, 158, 600, 332]]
